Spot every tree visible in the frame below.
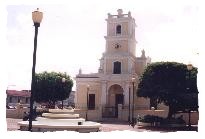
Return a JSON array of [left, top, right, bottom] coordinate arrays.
[[33, 71, 73, 108], [137, 62, 198, 118]]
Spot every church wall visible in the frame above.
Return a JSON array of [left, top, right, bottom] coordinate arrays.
[[75, 10, 152, 121], [105, 58, 129, 74], [76, 85, 87, 108], [121, 22, 129, 35], [107, 82, 123, 106], [107, 82, 123, 90], [122, 58, 128, 73], [135, 60, 145, 75], [135, 97, 150, 109], [74, 109, 101, 121], [129, 40, 136, 55], [107, 22, 115, 36], [75, 81, 102, 109], [89, 83, 102, 107], [107, 40, 128, 53], [135, 61, 140, 75], [105, 59, 112, 74]]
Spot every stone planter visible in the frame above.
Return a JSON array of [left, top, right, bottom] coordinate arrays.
[[42, 113, 79, 119], [48, 108, 74, 113]]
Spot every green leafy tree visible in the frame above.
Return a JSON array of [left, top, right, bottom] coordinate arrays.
[[137, 62, 198, 118], [33, 71, 73, 108]]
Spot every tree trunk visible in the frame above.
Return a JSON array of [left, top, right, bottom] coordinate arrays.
[[167, 105, 174, 119], [48, 100, 55, 109], [52, 101, 56, 109]]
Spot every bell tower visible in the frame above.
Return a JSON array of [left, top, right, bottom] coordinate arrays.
[[76, 9, 151, 120], [100, 9, 137, 74]]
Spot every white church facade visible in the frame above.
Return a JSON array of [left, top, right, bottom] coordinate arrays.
[[75, 9, 153, 121]]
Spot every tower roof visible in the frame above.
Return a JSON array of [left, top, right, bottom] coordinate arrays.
[[117, 9, 123, 15], [107, 9, 132, 19]]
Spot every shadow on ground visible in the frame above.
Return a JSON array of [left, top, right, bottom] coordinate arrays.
[[137, 126, 198, 132]]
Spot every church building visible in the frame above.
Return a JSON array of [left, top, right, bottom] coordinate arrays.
[[75, 9, 151, 121]]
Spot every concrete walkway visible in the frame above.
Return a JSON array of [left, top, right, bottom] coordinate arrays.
[[7, 118, 197, 132], [7, 118, 22, 131]]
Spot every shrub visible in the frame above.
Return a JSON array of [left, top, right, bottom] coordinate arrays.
[[138, 115, 186, 126], [138, 115, 163, 123], [160, 117, 186, 125]]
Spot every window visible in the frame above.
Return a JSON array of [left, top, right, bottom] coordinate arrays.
[[115, 94, 124, 105], [113, 61, 121, 74], [9, 97, 12, 103], [18, 98, 21, 103], [116, 25, 121, 34], [88, 94, 95, 110], [26, 98, 29, 103], [115, 43, 121, 49]]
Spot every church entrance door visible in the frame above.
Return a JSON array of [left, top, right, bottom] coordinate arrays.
[[102, 84, 124, 118], [115, 94, 124, 117]]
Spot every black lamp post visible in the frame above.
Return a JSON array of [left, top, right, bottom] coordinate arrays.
[[128, 87, 131, 124], [131, 77, 135, 128], [187, 63, 193, 130], [61, 78, 66, 109], [86, 84, 90, 120], [28, 8, 43, 131]]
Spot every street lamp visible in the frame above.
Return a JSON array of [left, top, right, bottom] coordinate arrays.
[[187, 63, 193, 130], [131, 77, 135, 128], [61, 78, 66, 109], [151, 107, 155, 115], [151, 107, 155, 126], [128, 87, 131, 124], [86, 84, 90, 120], [28, 8, 43, 131]]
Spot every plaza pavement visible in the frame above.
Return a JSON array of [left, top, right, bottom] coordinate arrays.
[[6, 118, 197, 132], [7, 118, 22, 131]]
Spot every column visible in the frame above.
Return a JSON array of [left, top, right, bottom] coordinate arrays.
[[101, 81, 107, 105], [118, 104, 123, 120], [124, 82, 130, 105], [74, 84, 78, 107]]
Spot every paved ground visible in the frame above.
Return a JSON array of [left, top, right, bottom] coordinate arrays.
[[7, 118, 22, 131], [99, 121, 198, 132], [7, 118, 197, 132], [99, 121, 148, 132]]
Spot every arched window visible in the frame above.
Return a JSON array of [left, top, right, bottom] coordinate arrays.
[[116, 25, 121, 34], [113, 61, 121, 74]]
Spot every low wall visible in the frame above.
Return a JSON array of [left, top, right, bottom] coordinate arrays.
[[6, 105, 46, 119], [176, 112, 199, 125], [119, 106, 198, 125], [6, 108, 29, 119], [119, 107, 168, 121], [74, 108, 101, 121], [7, 105, 198, 125]]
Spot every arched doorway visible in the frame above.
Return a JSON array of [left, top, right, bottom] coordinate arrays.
[[107, 84, 124, 117]]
